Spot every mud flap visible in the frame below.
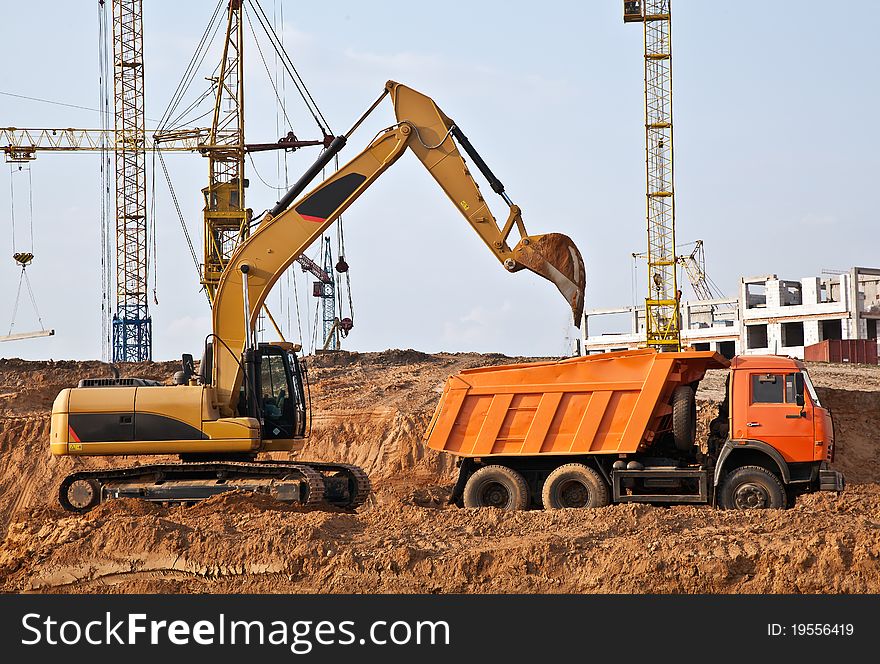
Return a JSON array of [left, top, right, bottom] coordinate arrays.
[[819, 469, 845, 492], [512, 233, 586, 325]]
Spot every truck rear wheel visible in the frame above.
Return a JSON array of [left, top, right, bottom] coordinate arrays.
[[462, 465, 529, 511], [672, 385, 697, 452], [542, 463, 610, 509], [718, 466, 786, 510]]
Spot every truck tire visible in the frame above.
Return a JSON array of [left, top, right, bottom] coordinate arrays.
[[542, 463, 610, 509], [462, 465, 530, 511], [717, 466, 786, 510], [672, 385, 697, 452]]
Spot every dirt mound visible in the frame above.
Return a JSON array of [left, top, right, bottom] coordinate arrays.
[[815, 388, 880, 483], [1, 350, 878, 594], [2, 484, 878, 594], [0, 359, 179, 539]]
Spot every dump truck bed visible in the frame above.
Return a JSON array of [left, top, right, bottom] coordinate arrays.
[[424, 348, 729, 457]]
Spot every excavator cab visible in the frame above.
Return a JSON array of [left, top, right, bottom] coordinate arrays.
[[238, 343, 307, 441]]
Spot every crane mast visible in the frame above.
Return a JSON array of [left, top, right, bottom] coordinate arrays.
[[625, 0, 681, 351], [202, 0, 249, 300], [111, 0, 151, 361]]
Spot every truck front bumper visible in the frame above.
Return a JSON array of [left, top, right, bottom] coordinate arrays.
[[819, 468, 845, 493]]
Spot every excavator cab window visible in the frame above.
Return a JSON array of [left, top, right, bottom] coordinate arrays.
[[256, 345, 306, 440]]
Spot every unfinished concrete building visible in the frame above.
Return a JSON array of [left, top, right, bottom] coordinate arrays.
[[581, 267, 880, 360]]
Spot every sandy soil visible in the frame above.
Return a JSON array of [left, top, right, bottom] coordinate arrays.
[[0, 351, 877, 593]]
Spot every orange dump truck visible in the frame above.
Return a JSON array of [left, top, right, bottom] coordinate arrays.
[[425, 348, 844, 510]]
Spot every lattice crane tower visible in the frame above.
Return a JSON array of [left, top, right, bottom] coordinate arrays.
[[624, 0, 681, 351], [202, 0, 249, 301], [112, 0, 152, 361]]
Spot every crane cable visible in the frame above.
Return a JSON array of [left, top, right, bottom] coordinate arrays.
[[157, 0, 226, 132], [271, 0, 305, 351], [148, 152, 159, 306], [333, 154, 355, 336], [244, 10, 296, 133], [246, 0, 333, 136], [7, 163, 47, 335], [155, 148, 205, 300]]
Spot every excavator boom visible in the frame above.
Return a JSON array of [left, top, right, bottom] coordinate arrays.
[[212, 81, 586, 412]]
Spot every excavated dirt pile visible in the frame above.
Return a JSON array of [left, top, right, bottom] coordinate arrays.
[[0, 351, 879, 593]]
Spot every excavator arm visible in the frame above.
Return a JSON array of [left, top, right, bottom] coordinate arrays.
[[210, 81, 586, 414]]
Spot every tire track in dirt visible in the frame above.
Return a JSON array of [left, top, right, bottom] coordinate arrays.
[[0, 415, 51, 537]]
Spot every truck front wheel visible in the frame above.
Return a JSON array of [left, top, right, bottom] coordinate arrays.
[[542, 463, 610, 509], [462, 465, 530, 511], [718, 466, 786, 510]]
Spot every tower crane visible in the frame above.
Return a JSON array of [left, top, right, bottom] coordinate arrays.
[[1, 0, 332, 357], [152, 0, 348, 349], [0, 0, 153, 360], [632, 240, 725, 303], [624, 0, 681, 351]]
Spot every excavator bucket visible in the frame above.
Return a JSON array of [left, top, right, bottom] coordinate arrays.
[[511, 232, 586, 325]]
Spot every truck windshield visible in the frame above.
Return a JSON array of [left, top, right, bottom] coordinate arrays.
[[803, 371, 821, 406]]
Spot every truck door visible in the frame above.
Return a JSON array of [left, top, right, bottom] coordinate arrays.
[[740, 371, 813, 462]]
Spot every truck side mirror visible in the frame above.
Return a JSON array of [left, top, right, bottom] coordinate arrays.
[[794, 373, 805, 408]]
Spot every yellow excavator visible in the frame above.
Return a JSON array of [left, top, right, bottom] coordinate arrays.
[[50, 81, 586, 512]]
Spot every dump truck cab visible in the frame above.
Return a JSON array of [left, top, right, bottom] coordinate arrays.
[[427, 348, 844, 511], [713, 355, 843, 508]]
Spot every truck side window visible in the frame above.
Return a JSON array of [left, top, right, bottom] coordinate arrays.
[[751, 373, 784, 403]]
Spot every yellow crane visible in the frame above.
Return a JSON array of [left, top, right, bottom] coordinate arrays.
[[624, 0, 681, 351], [632, 240, 723, 303], [0, 0, 153, 360], [152, 0, 333, 303], [2, 0, 330, 355]]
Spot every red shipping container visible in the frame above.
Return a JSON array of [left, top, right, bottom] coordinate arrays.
[[804, 339, 878, 365]]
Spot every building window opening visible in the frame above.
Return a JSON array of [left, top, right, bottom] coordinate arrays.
[[782, 321, 805, 347], [747, 324, 768, 349], [718, 341, 736, 359], [745, 282, 767, 309], [820, 319, 843, 341]]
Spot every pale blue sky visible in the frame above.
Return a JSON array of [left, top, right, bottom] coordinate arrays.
[[1, 1, 877, 360]]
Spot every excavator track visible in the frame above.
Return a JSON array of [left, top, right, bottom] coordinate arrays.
[[56, 460, 372, 514], [278, 461, 372, 510]]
